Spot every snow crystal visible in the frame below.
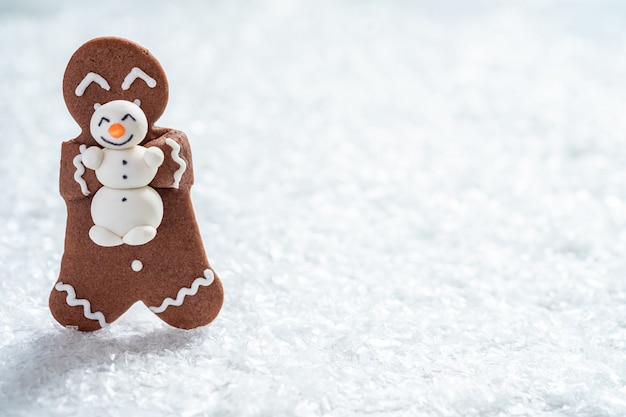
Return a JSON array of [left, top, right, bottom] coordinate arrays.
[[2, 0, 626, 416]]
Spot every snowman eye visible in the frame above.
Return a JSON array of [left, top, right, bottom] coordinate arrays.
[[98, 117, 110, 127], [122, 113, 136, 122]]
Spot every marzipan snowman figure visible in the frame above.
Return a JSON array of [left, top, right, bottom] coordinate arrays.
[[49, 37, 224, 331], [82, 100, 165, 247]]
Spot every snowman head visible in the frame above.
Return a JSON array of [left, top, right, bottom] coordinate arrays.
[[90, 100, 148, 149]]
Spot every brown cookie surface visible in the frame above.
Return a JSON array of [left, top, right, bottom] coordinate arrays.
[[50, 37, 224, 331]]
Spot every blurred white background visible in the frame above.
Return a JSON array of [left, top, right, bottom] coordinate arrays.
[[2, 0, 626, 416]]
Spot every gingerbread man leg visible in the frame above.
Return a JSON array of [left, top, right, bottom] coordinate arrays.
[[49, 282, 132, 332], [148, 268, 224, 329], [49, 261, 136, 331]]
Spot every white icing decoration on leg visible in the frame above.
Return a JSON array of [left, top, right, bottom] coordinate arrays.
[[133, 99, 141, 106], [75, 72, 110, 96], [121, 67, 157, 90], [165, 138, 187, 189], [131, 260, 143, 272], [149, 269, 215, 314], [73, 144, 90, 196], [55, 282, 107, 328]]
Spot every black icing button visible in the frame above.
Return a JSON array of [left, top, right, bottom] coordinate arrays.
[[122, 197, 127, 202], [122, 160, 128, 165], [123, 175, 128, 179]]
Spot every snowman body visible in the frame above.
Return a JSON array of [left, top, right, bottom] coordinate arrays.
[[95, 145, 160, 188], [92, 186, 162, 237], [90, 147, 164, 244], [82, 100, 164, 246]]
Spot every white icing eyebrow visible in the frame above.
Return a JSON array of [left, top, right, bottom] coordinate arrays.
[[75, 72, 110, 96], [122, 67, 157, 90]]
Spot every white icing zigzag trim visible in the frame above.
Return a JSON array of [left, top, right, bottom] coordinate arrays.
[[165, 138, 187, 189], [73, 144, 90, 196], [55, 282, 107, 328], [149, 269, 215, 314], [122, 67, 157, 91], [75, 72, 110, 96]]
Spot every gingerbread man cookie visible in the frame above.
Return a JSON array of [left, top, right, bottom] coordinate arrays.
[[83, 100, 165, 247], [49, 37, 224, 331]]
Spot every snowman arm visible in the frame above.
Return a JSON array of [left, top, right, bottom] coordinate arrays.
[[81, 146, 104, 170], [144, 130, 194, 191], [60, 140, 102, 200], [143, 146, 165, 169]]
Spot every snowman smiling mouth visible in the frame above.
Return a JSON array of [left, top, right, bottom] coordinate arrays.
[[99, 115, 135, 146], [100, 134, 134, 147]]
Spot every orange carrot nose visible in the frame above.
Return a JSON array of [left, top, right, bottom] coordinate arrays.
[[108, 123, 125, 139]]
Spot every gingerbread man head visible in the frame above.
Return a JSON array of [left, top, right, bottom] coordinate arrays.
[[63, 37, 168, 145]]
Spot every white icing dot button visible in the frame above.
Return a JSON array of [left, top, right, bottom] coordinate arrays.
[[131, 260, 143, 272]]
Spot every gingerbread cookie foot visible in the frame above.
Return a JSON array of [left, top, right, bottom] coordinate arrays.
[[49, 282, 107, 332], [149, 269, 224, 329], [89, 225, 123, 247]]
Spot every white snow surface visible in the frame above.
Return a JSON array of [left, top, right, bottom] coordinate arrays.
[[2, 0, 626, 416]]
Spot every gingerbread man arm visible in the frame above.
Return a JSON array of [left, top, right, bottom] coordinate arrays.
[[59, 139, 102, 201], [145, 129, 194, 191]]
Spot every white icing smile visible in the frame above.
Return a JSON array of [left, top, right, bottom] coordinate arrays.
[[90, 100, 148, 150]]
